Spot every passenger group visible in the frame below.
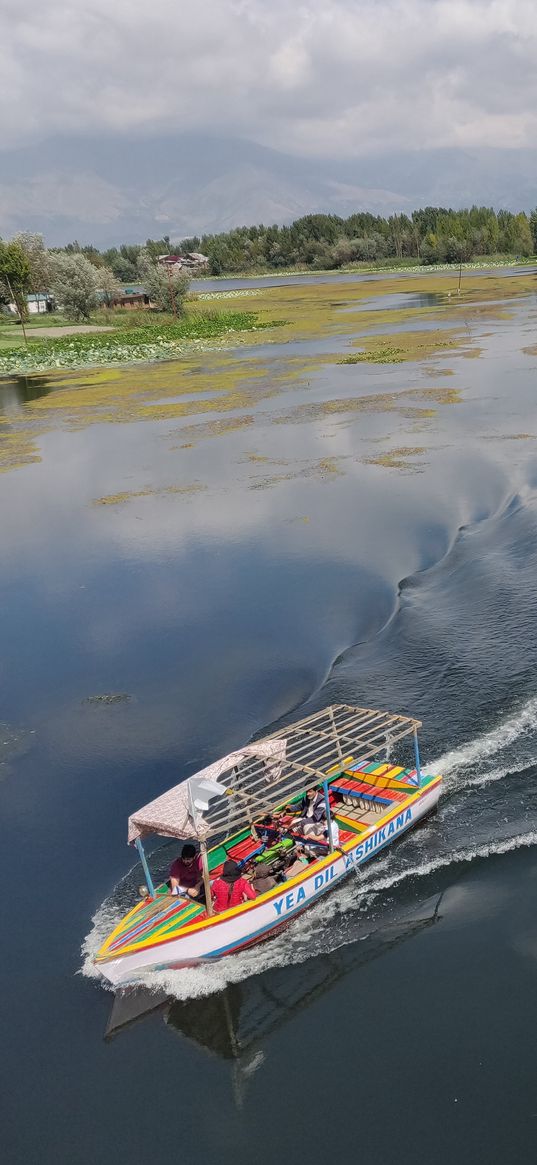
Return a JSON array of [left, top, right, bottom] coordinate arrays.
[[165, 784, 341, 913]]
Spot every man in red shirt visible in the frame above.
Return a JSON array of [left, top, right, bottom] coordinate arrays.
[[169, 844, 203, 899]]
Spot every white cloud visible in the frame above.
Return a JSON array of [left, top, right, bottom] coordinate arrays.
[[1, 0, 537, 155]]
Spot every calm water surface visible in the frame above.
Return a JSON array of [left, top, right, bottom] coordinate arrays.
[[1, 277, 537, 1164]]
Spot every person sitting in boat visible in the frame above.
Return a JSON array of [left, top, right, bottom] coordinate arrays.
[[304, 818, 340, 850], [169, 844, 203, 898], [283, 845, 312, 880], [248, 861, 278, 895], [211, 859, 257, 913], [252, 813, 284, 844], [291, 786, 327, 836]]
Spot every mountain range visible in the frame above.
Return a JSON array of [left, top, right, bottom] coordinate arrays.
[[1, 134, 536, 247]]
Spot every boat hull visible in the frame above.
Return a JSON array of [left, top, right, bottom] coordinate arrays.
[[97, 776, 441, 987]]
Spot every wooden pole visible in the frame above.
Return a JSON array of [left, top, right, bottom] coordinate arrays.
[[5, 275, 28, 346], [167, 263, 177, 320], [200, 840, 213, 916]]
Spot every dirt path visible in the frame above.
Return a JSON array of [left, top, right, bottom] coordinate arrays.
[[24, 325, 115, 338]]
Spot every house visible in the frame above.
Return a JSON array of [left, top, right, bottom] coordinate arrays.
[[5, 292, 54, 315], [157, 252, 209, 272]]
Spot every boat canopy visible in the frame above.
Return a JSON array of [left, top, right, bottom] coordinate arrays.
[[127, 703, 421, 845]]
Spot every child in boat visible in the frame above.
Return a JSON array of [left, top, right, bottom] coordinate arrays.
[[249, 861, 278, 894], [212, 860, 257, 913]]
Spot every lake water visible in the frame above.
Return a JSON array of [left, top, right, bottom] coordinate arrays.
[[1, 271, 537, 1163]]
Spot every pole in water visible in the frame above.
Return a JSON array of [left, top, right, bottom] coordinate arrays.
[[134, 838, 156, 898], [413, 728, 423, 789]]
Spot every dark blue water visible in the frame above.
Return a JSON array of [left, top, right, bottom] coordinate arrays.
[[1, 280, 537, 1163]]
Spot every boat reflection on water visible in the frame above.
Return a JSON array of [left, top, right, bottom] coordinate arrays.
[[105, 892, 444, 1104]]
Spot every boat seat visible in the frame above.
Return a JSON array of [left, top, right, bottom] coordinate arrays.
[[331, 775, 408, 806]]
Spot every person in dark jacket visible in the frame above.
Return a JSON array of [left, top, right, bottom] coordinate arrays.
[[291, 787, 327, 835]]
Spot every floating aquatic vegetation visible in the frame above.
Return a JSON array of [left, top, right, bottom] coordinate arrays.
[[338, 347, 405, 365], [249, 456, 347, 489], [0, 721, 35, 779], [93, 483, 206, 506], [363, 446, 428, 472], [83, 694, 132, 705]]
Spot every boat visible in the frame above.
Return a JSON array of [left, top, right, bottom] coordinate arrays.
[[94, 703, 442, 986]]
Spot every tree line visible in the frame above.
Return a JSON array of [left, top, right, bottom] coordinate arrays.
[[88, 206, 537, 278]]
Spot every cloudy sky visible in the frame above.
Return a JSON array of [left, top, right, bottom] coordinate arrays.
[[2, 0, 537, 159]]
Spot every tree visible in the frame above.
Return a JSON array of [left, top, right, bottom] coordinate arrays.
[[530, 209, 537, 253], [49, 252, 100, 320], [13, 232, 53, 311], [137, 251, 190, 314], [0, 240, 32, 323], [98, 266, 122, 307]]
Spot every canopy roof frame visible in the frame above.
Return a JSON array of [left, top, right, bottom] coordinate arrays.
[[127, 704, 421, 845]]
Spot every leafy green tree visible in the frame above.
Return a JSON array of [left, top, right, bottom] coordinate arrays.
[[98, 266, 122, 307], [530, 209, 537, 252], [13, 233, 53, 312], [137, 251, 190, 313], [0, 240, 32, 319], [49, 252, 100, 320]]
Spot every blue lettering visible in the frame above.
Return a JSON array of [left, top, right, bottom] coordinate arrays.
[[377, 828, 386, 844], [285, 893, 294, 910], [274, 899, 284, 916], [388, 821, 395, 836], [356, 844, 363, 860], [297, 887, 306, 903], [364, 837, 374, 854], [329, 866, 336, 881], [396, 814, 404, 829], [405, 808, 412, 823], [345, 854, 354, 870], [314, 874, 324, 891]]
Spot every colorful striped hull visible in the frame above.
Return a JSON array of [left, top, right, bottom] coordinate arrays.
[[96, 772, 442, 987]]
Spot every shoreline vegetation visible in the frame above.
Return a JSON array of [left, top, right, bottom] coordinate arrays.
[[0, 255, 535, 378], [0, 309, 284, 376]]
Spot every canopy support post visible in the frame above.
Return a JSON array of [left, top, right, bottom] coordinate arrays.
[[413, 728, 423, 789], [134, 838, 155, 898], [329, 707, 344, 764], [322, 779, 335, 852], [200, 840, 213, 916]]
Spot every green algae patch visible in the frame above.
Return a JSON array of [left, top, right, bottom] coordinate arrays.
[[338, 328, 476, 366], [249, 455, 347, 490], [363, 446, 428, 472], [339, 346, 405, 365], [93, 483, 206, 506], [0, 426, 42, 473]]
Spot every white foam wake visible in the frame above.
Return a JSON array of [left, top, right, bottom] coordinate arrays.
[[82, 825, 537, 1002], [431, 695, 537, 779], [357, 828, 537, 898]]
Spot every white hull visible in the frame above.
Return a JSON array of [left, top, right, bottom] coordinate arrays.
[[99, 779, 441, 987]]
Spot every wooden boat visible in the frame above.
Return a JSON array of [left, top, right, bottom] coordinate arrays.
[[95, 704, 442, 986]]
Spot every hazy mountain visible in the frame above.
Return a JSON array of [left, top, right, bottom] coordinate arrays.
[[0, 134, 536, 246]]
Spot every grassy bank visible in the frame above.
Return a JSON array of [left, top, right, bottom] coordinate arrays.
[[0, 309, 283, 376]]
